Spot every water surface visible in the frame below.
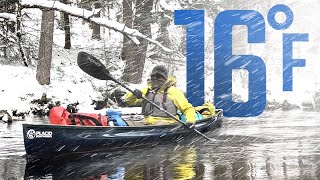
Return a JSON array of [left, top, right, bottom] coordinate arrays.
[[1, 110, 320, 179]]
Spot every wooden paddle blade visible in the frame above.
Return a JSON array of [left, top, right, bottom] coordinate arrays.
[[77, 51, 111, 80]]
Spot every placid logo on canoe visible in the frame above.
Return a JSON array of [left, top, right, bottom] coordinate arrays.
[[27, 129, 52, 139], [27, 129, 35, 139]]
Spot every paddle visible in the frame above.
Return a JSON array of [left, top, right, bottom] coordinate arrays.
[[77, 51, 215, 142]]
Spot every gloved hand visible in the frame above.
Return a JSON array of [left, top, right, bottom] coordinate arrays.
[[112, 89, 126, 97], [133, 89, 143, 99]]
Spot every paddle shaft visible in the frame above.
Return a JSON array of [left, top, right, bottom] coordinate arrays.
[[109, 76, 215, 141]]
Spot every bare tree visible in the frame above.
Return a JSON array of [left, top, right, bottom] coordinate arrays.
[[16, 0, 28, 66], [36, 8, 54, 85], [157, 12, 170, 48], [0, 0, 16, 59], [121, 0, 135, 82], [121, 0, 153, 83], [149, 0, 172, 59], [91, 3, 101, 40], [62, 0, 71, 49]]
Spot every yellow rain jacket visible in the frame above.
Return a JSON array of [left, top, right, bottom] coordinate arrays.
[[125, 76, 196, 125]]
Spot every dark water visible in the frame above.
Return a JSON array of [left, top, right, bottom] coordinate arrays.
[[1, 110, 320, 180]]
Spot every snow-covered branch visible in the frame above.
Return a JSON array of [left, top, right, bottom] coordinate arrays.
[[0, 13, 16, 21], [159, 0, 181, 12], [21, 0, 174, 53]]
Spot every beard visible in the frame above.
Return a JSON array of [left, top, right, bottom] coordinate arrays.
[[151, 79, 166, 88]]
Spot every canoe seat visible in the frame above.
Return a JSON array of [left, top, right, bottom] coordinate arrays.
[[125, 120, 146, 126], [121, 115, 146, 126]]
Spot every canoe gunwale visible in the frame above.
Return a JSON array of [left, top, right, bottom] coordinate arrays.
[[23, 109, 223, 130]]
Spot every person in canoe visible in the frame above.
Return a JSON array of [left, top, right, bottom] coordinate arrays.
[[125, 65, 197, 125]]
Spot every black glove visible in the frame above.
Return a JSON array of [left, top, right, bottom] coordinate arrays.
[[112, 89, 126, 97], [133, 89, 143, 99]]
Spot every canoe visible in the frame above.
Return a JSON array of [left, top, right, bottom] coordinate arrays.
[[23, 109, 223, 158]]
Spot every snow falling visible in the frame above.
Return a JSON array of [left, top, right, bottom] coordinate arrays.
[[1, 0, 320, 179]]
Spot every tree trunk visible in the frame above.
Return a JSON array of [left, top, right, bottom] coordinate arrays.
[[158, 12, 170, 47], [121, 0, 135, 82], [92, 9, 101, 39], [121, 0, 153, 83], [63, 12, 71, 49], [36, 9, 54, 85], [151, 12, 171, 59], [62, 0, 71, 49]]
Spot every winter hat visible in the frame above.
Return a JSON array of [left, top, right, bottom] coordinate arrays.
[[151, 65, 168, 79]]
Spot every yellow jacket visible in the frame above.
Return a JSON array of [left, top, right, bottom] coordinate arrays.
[[125, 76, 196, 124]]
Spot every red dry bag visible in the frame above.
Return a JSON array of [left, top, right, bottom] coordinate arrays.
[[49, 106, 108, 126]]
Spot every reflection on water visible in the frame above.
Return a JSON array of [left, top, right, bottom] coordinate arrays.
[[1, 111, 320, 179], [122, 147, 198, 180], [25, 145, 200, 180]]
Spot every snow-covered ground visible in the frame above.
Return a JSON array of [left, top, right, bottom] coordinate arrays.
[[0, 7, 185, 116]]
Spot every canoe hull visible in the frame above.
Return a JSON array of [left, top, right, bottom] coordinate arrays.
[[23, 110, 222, 158]]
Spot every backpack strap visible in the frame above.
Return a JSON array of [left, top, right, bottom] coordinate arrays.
[[161, 86, 172, 112], [163, 86, 171, 103], [150, 88, 158, 112], [142, 88, 151, 114]]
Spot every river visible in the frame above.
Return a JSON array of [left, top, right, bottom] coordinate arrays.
[[1, 110, 320, 180]]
